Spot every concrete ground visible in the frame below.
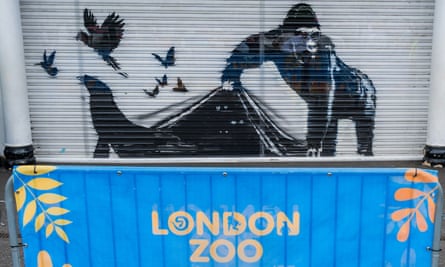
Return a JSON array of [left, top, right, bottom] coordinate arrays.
[[0, 162, 444, 267], [1, 168, 16, 267], [1, 167, 18, 267]]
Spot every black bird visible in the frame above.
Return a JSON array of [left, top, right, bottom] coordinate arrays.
[[76, 8, 128, 77], [152, 46, 175, 68], [77, 75, 195, 157], [35, 50, 58, 77], [144, 85, 159, 97], [155, 74, 168, 86]]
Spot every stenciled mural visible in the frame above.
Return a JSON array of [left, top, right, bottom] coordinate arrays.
[[36, 3, 377, 158]]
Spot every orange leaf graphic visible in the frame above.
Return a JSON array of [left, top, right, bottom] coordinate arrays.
[[394, 188, 425, 201], [54, 219, 72, 226], [55, 225, 70, 243], [37, 250, 53, 267], [415, 211, 428, 232], [17, 165, 56, 176], [405, 169, 438, 183], [427, 196, 436, 223], [15, 186, 26, 211], [35, 212, 45, 232], [38, 193, 67, 204], [45, 223, 54, 238], [46, 207, 70, 216], [397, 221, 411, 242], [391, 208, 413, 221], [23, 200, 37, 226], [27, 178, 62, 191]]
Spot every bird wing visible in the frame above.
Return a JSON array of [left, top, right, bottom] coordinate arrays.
[[144, 87, 157, 97], [47, 51, 56, 65], [155, 74, 168, 86], [100, 12, 125, 50], [42, 50, 48, 64], [152, 53, 164, 64], [165, 46, 175, 66], [83, 8, 99, 34]]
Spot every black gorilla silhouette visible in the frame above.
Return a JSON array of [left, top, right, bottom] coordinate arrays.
[[221, 3, 376, 156]]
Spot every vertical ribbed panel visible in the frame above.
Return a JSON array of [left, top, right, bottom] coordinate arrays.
[[18, 0, 434, 160]]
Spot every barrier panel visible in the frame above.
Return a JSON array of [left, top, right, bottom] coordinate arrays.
[[7, 166, 443, 266]]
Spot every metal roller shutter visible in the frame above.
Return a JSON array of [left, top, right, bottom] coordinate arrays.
[[19, 0, 434, 161]]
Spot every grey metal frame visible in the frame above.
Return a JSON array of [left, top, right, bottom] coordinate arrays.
[[4, 173, 444, 267], [431, 183, 444, 267], [5, 176, 22, 267]]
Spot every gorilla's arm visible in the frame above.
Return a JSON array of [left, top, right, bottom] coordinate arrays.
[[221, 30, 281, 89]]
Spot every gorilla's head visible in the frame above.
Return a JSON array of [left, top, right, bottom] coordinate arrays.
[[280, 3, 323, 63], [282, 3, 320, 31], [281, 27, 321, 64]]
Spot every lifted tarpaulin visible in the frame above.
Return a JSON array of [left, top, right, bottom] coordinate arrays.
[[154, 87, 307, 156]]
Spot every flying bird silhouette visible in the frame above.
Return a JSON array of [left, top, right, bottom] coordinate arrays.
[[173, 77, 188, 92], [76, 8, 128, 77], [155, 74, 168, 86], [35, 50, 58, 77], [152, 46, 175, 68], [144, 85, 159, 97]]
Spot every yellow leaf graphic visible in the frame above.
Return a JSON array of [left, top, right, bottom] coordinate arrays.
[[23, 200, 37, 226], [46, 207, 70, 216], [55, 225, 70, 243], [54, 219, 72, 226], [427, 196, 436, 223], [405, 169, 438, 183], [397, 221, 411, 242], [17, 165, 56, 176], [27, 178, 62, 190], [37, 250, 53, 267], [38, 193, 67, 204], [15, 186, 26, 211], [35, 212, 45, 232], [391, 208, 413, 221], [415, 211, 428, 232], [45, 223, 54, 238], [394, 188, 425, 201]]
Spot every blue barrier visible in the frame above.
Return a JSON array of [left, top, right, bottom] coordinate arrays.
[[9, 166, 442, 266]]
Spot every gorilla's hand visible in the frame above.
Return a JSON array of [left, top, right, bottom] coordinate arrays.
[[220, 81, 234, 91], [221, 67, 244, 91]]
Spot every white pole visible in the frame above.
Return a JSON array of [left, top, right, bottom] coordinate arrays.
[[0, 0, 34, 165], [0, 86, 5, 157], [424, 0, 445, 166]]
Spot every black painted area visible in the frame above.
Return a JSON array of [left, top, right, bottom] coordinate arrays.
[[157, 88, 306, 156], [424, 145, 445, 167], [80, 75, 306, 158]]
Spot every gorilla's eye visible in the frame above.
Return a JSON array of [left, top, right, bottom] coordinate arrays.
[[309, 32, 320, 41], [295, 31, 308, 38], [295, 30, 320, 41]]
